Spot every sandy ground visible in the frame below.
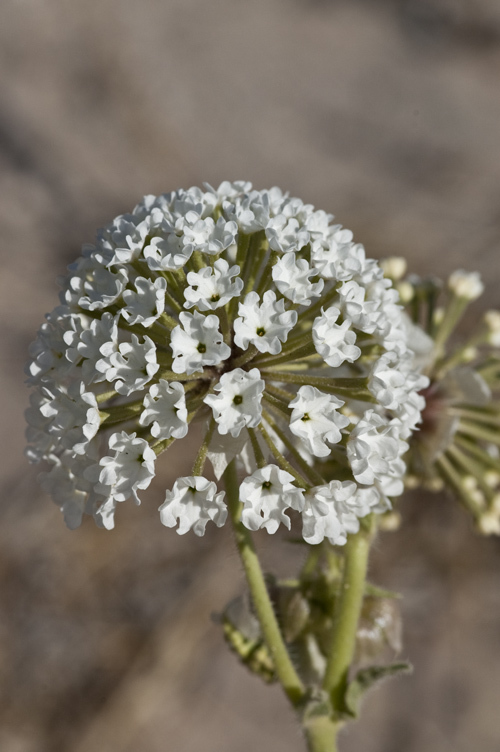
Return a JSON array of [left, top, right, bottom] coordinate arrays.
[[1, 0, 500, 749]]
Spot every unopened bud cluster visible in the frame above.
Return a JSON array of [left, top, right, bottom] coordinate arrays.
[[26, 183, 427, 542], [383, 261, 500, 535]]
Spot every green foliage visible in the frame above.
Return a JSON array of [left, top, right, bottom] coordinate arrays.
[[221, 611, 277, 684], [343, 662, 413, 718]]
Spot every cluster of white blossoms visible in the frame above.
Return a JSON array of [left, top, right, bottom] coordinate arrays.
[[26, 182, 429, 544]]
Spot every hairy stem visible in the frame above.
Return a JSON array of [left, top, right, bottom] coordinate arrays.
[[304, 716, 341, 752], [323, 524, 374, 712], [223, 460, 305, 707]]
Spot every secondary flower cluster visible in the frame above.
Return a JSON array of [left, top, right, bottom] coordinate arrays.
[[382, 260, 500, 535], [26, 182, 428, 543]]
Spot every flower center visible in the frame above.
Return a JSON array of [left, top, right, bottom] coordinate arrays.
[[262, 480, 272, 490], [197, 343, 207, 354], [301, 413, 311, 422], [256, 327, 266, 337], [233, 395, 243, 405]]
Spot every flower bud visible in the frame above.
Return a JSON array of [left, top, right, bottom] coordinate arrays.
[[448, 270, 484, 301], [380, 257, 407, 281]]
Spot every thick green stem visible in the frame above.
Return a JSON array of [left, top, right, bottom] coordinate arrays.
[[223, 460, 305, 707], [323, 526, 373, 712], [304, 716, 341, 752]]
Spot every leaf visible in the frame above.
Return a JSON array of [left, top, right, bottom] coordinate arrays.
[[282, 590, 311, 643], [220, 595, 276, 683], [343, 662, 412, 718], [355, 597, 403, 661], [222, 617, 276, 683]]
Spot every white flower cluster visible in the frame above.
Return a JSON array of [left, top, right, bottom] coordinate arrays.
[[26, 182, 428, 542]]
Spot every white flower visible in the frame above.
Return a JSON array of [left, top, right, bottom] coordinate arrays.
[[302, 481, 383, 546], [280, 196, 310, 222], [234, 291, 297, 354], [27, 315, 80, 385], [303, 209, 333, 241], [70, 312, 119, 383], [288, 386, 350, 457], [368, 349, 429, 437], [139, 380, 188, 440], [104, 335, 159, 395], [271, 253, 324, 306], [101, 212, 151, 266], [40, 449, 99, 529], [204, 368, 265, 437], [338, 279, 402, 344], [184, 259, 243, 310], [310, 228, 358, 280], [25, 392, 56, 462], [240, 465, 305, 533], [205, 180, 253, 203], [266, 215, 309, 253], [356, 485, 391, 515], [369, 351, 429, 414], [302, 482, 358, 545], [224, 190, 270, 233], [165, 193, 200, 221], [312, 306, 361, 367], [41, 460, 88, 529], [67, 254, 128, 311], [337, 280, 381, 334], [448, 270, 484, 301], [170, 311, 231, 374], [347, 411, 408, 497], [182, 212, 238, 255], [86, 431, 157, 525], [122, 276, 167, 327], [38, 380, 100, 455], [168, 186, 218, 218], [264, 186, 289, 215], [143, 233, 194, 271], [159, 476, 227, 535]]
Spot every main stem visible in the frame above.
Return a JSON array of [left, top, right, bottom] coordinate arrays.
[[304, 716, 341, 752], [223, 460, 305, 707], [323, 525, 373, 712]]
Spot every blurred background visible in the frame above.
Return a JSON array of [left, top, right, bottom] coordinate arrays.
[[1, 0, 500, 749]]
